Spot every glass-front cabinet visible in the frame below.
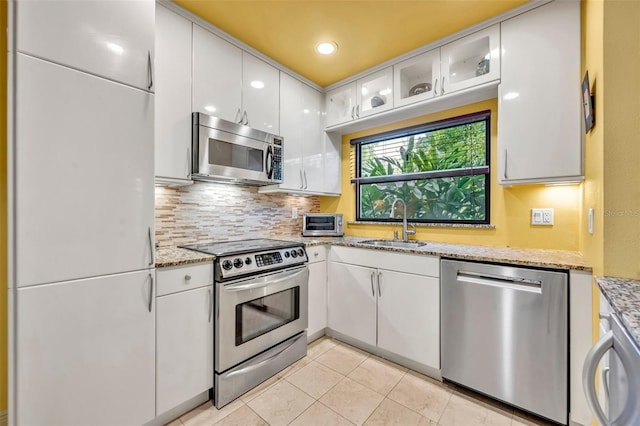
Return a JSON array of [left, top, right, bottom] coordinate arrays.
[[357, 67, 394, 118], [394, 49, 441, 108], [325, 67, 393, 127], [325, 25, 500, 129], [440, 25, 500, 95], [325, 83, 356, 127]]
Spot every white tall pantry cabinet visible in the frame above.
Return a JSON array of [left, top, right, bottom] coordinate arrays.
[[9, 1, 156, 425]]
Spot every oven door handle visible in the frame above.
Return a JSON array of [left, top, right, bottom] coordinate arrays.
[[225, 332, 305, 379], [222, 267, 307, 292]]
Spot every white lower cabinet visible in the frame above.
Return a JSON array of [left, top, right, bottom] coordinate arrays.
[[328, 247, 440, 370], [15, 270, 156, 426], [156, 263, 214, 416], [307, 246, 328, 340], [377, 269, 439, 369], [328, 262, 377, 345]]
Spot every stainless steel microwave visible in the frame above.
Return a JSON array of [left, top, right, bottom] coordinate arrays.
[[192, 113, 283, 185], [302, 214, 344, 237]]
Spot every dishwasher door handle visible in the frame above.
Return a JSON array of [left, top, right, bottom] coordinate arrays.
[[456, 271, 542, 294]]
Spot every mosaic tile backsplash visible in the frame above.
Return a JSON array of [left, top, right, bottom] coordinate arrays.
[[155, 182, 320, 247]]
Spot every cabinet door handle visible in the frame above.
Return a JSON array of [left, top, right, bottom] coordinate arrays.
[[351, 106, 355, 120], [503, 149, 508, 179], [356, 104, 360, 118], [433, 78, 438, 96], [148, 273, 154, 313], [147, 51, 153, 90], [242, 111, 249, 125], [185, 274, 192, 282], [370, 271, 375, 297], [235, 108, 242, 123], [186, 147, 190, 178], [299, 169, 304, 189], [303, 170, 308, 189], [147, 227, 154, 266], [377, 271, 382, 297], [208, 288, 213, 323], [441, 76, 445, 94]]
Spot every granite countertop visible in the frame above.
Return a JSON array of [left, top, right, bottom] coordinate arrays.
[[595, 276, 640, 348], [156, 235, 591, 272], [155, 246, 214, 268]]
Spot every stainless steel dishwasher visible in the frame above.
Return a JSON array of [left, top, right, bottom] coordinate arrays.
[[441, 259, 568, 424]]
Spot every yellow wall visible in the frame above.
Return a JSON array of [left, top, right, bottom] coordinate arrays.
[[1, 0, 8, 416], [581, 0, 605, 357], [321, 99, 581, 251], [601, 0, 640, 279]]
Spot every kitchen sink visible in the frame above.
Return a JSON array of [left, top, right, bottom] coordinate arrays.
[[358, 239, 427, 249]]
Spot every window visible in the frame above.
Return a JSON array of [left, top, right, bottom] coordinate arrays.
[[352, 111, 490, 224]]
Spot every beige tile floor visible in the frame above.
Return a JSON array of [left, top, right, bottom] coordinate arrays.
[[168, 337, 556, 426]]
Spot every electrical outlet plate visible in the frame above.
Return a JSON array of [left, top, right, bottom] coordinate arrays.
[[291, 207, 298, 219], [531, 208, 554, 225]]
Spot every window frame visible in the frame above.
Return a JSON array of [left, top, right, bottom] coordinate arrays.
[[351, 110, 491, 225]]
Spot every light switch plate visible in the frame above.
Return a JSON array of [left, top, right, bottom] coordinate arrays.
[[532, 208, 554, 225]]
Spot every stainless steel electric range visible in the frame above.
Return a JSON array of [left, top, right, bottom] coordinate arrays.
[[181, 239, 309, 408]]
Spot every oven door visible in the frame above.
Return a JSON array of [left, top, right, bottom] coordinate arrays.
[[216, 265, 308, 372], [197, 126, 273, 184]]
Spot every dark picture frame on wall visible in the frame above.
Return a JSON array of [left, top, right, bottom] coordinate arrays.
[[582, 71, 594, 133]]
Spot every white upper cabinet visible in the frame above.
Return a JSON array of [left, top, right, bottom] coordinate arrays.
[[155, 5, 192, 183], [242, 52, 280, 134], [327, 26, 499, 131], [440, 25, 500, 95], [301, 82, 324, 193], [498, 1, 582, 185], [16, 0, 155, 92], [325, 82, 357, 127], [261, 72, 338, 195], [192, 26, 279, 134], [394, 49, 441, 108], [15, 54, 155, 287], [278, 72, 322, 192], [279, 72, 304, 191], [357, 67, 394, 118], [325, 67, 393, 127], [192, 24, 243, 124]]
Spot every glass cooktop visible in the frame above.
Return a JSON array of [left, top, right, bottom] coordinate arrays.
[[180, 238, 302, 256]]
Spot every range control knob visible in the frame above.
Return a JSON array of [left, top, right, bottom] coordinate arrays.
[[284, 251, 290, 258], [222, 260, 233, 271], [297, 248, 305, 257], [233, 258, 244, 268], [245, 257, 252, 265], [290, 250, 298, 258]]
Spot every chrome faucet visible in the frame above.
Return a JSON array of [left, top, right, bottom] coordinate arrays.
[[390, 198, 416, 242]]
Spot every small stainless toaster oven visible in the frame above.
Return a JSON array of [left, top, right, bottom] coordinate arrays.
[[302, 214, 343, 237]]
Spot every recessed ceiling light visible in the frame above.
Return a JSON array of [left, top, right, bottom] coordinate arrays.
[[316, 42, 338, 55]]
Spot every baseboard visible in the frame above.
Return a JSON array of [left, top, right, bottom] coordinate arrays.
[[0, 409, 8, 426]]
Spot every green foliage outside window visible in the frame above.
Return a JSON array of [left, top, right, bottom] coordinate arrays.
[[355, 113, 490, 223]]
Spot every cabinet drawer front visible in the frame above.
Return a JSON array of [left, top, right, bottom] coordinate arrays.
[[157, 263, 213, 296], [306, 245, 327, 264], [329, 246, 439, 277]]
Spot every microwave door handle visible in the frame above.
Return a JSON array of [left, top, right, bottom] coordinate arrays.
[[265, 145, 274, 179]]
